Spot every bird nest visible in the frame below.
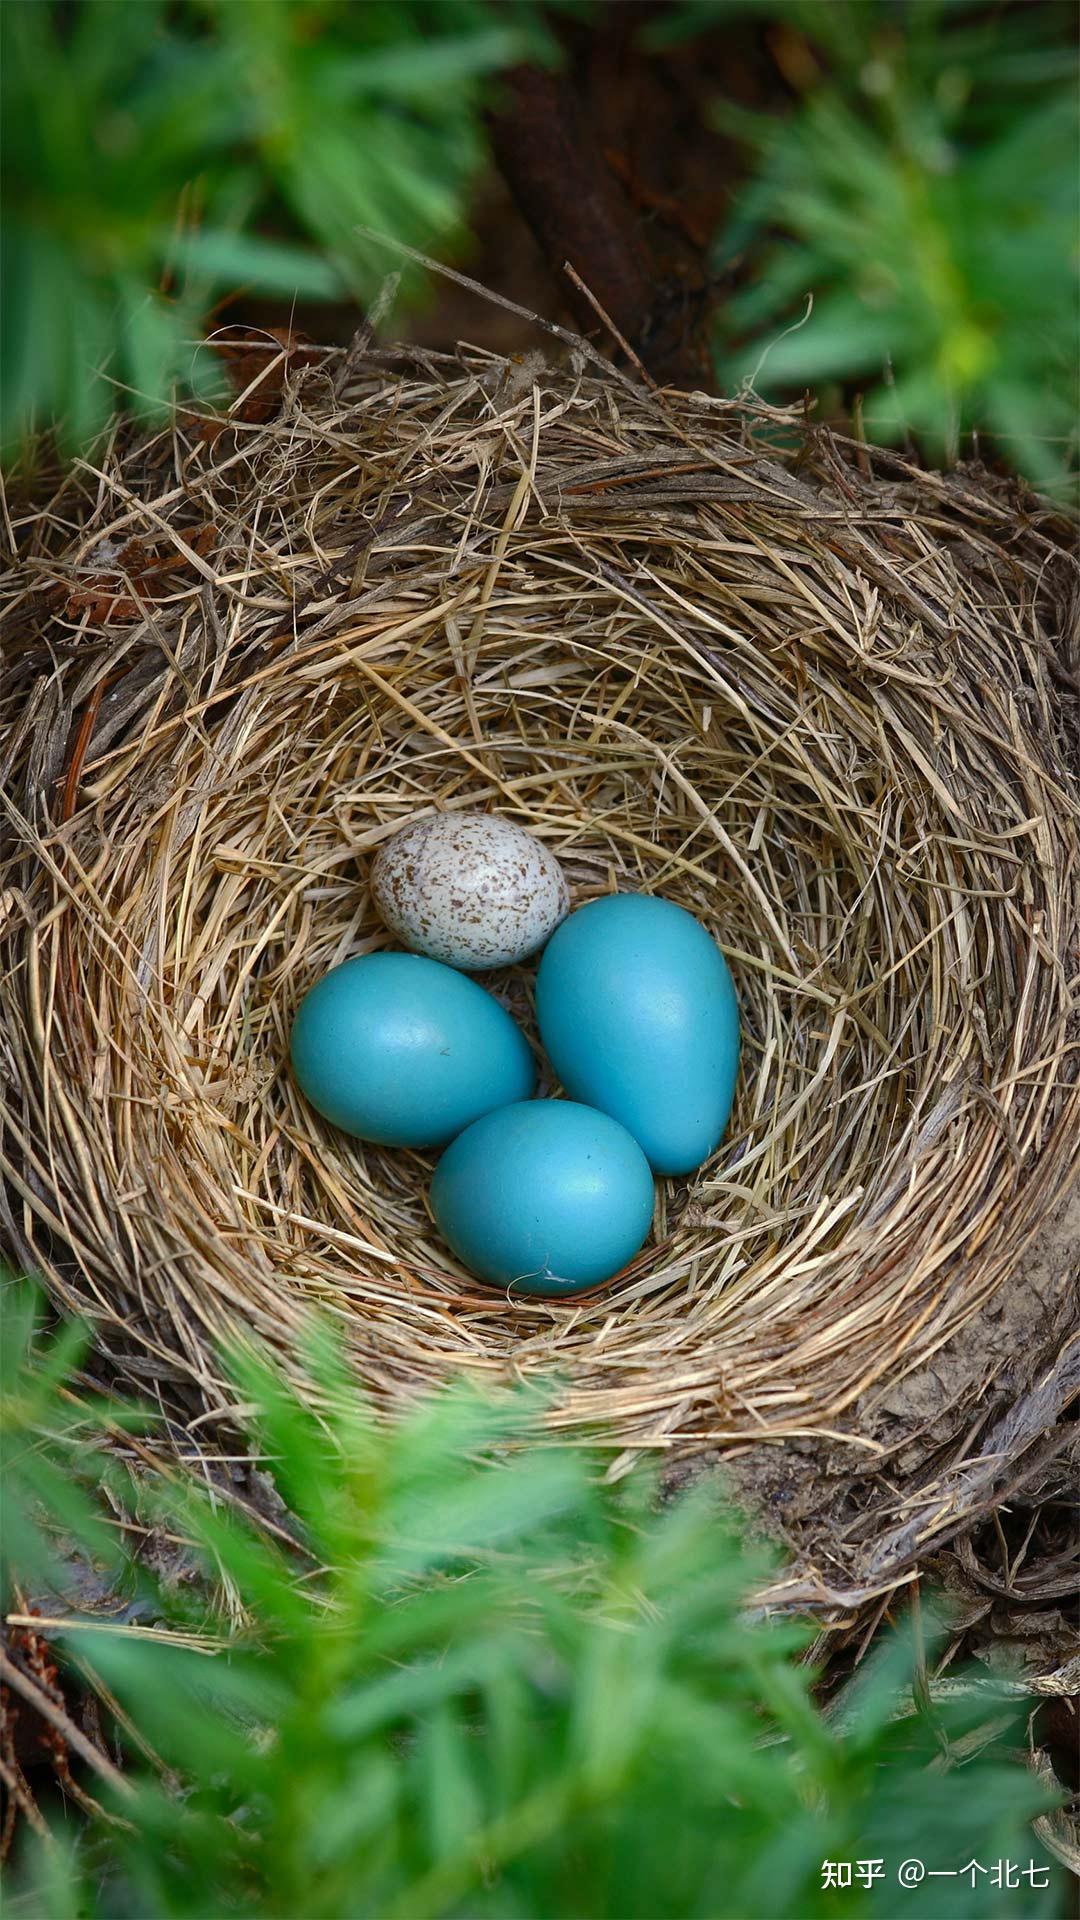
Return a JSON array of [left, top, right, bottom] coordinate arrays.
[[2, 334, 1078, 1607]]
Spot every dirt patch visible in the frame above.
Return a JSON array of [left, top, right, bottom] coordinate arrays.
[[713, 1173, 1080, 1607]]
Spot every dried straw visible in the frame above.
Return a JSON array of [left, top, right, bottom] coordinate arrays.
[[1, 335, 1078, 1593]]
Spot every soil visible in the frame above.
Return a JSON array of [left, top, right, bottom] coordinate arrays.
[[711, 1175, 1080, 1608]]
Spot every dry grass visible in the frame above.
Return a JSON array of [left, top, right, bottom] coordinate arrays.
[[1, 333, 1078, 1595]]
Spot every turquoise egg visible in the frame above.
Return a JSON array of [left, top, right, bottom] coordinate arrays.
[[430, 1100, 654, 1296], [535, 893, 740, 1175], [290, 952, 534, 1148]]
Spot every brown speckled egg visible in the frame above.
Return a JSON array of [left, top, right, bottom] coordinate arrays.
[[371, 812, 569, 971]]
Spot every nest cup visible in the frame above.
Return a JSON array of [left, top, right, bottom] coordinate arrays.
[[2, 339, 1078, 1600]]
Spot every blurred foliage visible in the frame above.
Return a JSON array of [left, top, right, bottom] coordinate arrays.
[[0, 0, 547, 456], [682, 0, 1079, 496], [2, 1289, 124, 1607], [1, 1279, 1064, 1919], [2, 0, 1075, 498]]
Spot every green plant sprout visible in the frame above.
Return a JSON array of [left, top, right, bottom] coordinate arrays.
[[0, 0, 544, 457], [701, 1, 1079, 497], [1, 1278, 1063, 1919]]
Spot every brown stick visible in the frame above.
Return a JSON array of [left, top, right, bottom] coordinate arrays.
[[0, 1750, 50, 1848], [0, 1648, 135, 1800], [488, 64, 711, 390], [563, 261, 658, 392]]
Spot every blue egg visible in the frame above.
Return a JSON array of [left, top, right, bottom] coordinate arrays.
[[290, 952, 534, 1148], [430, 1100, 654, 1296], [535, 893, 740, 1175]]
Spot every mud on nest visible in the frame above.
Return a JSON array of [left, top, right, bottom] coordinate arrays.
[[1, 333, 1078, 1606]]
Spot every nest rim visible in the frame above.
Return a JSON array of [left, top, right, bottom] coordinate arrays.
[[2, 337, 1078, 1597]]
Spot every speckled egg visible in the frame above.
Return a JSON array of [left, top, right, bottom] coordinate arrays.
[[371, 812, 569, 971]]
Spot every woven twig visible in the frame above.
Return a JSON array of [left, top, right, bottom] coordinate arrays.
[[1, 338, 1077, 1589]]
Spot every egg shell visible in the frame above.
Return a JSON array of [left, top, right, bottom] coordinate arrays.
[[290, 952, 534, 1148], [535, 893, 740, 1176], [430, 1100, 655, 1296], [371, 811, 569, 971]]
